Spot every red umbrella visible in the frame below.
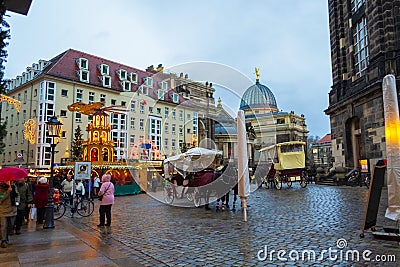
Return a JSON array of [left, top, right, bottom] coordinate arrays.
[[0, 168, 29, 182]]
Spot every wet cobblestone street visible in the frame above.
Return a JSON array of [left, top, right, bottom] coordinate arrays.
[[66, 184, 399, 266]]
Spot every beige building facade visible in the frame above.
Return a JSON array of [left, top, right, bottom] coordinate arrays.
[[1, 49, 216, 169]]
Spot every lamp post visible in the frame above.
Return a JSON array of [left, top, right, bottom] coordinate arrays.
[[44, 116, 63, 229]]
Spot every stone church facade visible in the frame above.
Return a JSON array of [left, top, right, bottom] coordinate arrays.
[[325, 0, 400, 169]]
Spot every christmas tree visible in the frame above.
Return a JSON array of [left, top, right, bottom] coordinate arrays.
[[71, 126, 83, 161]]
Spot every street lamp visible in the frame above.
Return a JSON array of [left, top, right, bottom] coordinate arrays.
[[44, 115, 63, 229]]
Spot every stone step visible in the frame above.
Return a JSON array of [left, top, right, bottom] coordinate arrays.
[[317, 178, 337, 186]]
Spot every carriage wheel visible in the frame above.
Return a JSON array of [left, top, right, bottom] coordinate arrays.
[[263, 176, 269, 189], [286, 180, 292, 188], [274, 175, 282, 190], [164, 183, 174, 204], [193, 188, 201, 207]]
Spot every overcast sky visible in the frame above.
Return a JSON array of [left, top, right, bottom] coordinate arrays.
[[4, 0, 332, 138]]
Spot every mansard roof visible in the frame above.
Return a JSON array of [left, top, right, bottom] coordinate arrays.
[[43, 49, 149, 91], [35, 49, 190, 106]]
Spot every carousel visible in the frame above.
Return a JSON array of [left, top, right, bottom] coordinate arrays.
[[56, 102, 143, 195]]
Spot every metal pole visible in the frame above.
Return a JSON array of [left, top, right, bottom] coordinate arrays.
[[44, 142, 56, 229]]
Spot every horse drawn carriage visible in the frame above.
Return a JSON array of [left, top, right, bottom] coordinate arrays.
[[163, 147, 225, 207], [259, 141, 307, 189]]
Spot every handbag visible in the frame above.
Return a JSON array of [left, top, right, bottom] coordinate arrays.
[[98, 183, 111, 201], [30, 205, 37, 220]]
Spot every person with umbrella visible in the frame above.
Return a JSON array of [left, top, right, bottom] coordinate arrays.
[[0, 182, 19, 248], [0, 167, 27, 248]]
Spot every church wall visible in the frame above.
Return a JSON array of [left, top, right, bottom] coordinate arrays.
[[326, 0, 400, 168]]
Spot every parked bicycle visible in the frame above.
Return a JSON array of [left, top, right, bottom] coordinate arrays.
[[54, 189, 94, 219], [346, 169, 370, 188]]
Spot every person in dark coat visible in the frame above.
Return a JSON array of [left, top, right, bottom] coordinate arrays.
[[14, 178, 33, 234], [0, 181, 20, 248], [33, 177, 49, 225]]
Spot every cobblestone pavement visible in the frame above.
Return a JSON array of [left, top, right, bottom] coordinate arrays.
[[65, 184, 399, 266]]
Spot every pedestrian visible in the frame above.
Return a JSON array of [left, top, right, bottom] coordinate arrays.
[[97, 174, 114, 227], [53, 175, 62, 190], [266, 163, 276, 189], [0, 181, 19, 248], [93, 176, 100, 197], [151, 176, 157, 192], [74, 179, 85, 202], [14, 178, 33, 235], [61, 174, 74, 205], [85, 178, 92, 199], [33, 177, 49, 225], [7, 183, 20, 236]]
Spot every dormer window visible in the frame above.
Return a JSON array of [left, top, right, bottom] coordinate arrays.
[[130, 72, 138, 83], [78, 70, 90, 83], [140, 86, 148, 95], [144, 77, 153, 87], [78, 58, 88, 70], [99, 75, 111, 88], [118, 69, 127, 80], [173, 93, 179, 103], [122, 81, 131, 91], [158, 90, 165, 100], [100, 64, 109, 75], [160, 81, 168, 90]]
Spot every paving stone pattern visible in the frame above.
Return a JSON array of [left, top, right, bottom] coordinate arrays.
[[66, 184, 399, 266]]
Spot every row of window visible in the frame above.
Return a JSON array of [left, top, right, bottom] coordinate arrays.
[[6, 60, 49, 91], [2, 150, 34, 163], [128, 135, 183, 151], [276, 118, 306, 125], [7, 130, 66, 146], [129, 101, 197, 119], [76, 57, 147, 90]]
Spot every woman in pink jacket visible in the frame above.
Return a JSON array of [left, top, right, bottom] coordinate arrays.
[[97, 174, 114, 227]]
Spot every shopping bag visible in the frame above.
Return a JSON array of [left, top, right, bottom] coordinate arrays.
[[30, 205, 37, 220]]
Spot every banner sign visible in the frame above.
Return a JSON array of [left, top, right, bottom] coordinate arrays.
[[74, 162, 92, 180]]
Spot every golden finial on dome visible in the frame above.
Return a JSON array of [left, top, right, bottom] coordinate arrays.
[[255, 67, 260, 81]]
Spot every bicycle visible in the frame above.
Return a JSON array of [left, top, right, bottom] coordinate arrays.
[[54, 192, 94, 219], [362, 173, 370, 188], [346, 170, 370, 188]]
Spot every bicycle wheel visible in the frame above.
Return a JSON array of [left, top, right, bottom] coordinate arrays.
[[54, 202, 66, 220], [76, 199, 94, 217], [364, 176, 370, 188], [274, 174, 282, 190]]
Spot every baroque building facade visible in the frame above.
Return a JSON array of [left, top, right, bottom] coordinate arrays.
[[325, 0, 400, 168], [1, 49, 216, 169], [214, 73, 308, 170]]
